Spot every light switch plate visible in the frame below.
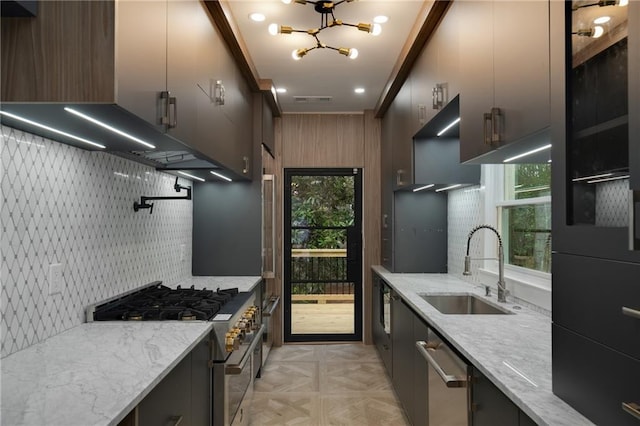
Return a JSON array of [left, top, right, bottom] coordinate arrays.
[[48, 263, 63, 295]]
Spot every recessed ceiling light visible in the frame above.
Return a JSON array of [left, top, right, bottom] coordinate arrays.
[[593, 16, 611, 24], [373, 15, 388, 24], [249, 12, 265, 22], [276, 87, 287, 94], [354, 88, 365, 94]]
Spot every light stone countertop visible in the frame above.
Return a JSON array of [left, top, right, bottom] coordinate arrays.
[[175, 275, 262, 293], [372, 265, 593, 426], [0, 322, 213, 426]]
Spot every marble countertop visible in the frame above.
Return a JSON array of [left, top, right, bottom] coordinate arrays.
[[0, 321, 213, 426], [372, 266, 593, 426], [175, 275, 262, 293]]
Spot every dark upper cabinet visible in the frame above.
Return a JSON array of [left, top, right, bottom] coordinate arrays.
[[389, 83, 414, 190], [552, 0, 639, 262], [0, 0, 253, 180], [459, 0, 551, 164], [255, 94, 275, 155], [413, 96, 480, 187]]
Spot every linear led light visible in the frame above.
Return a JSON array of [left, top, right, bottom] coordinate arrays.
[[178, 171, 205, 182], [210, 171, 232, 182], [572, 172, 613, 182], [587, 174, 630, 184], [435, 184, 462, 193], [503, 144, 552, 163], [413, 184, 434, 192], [64, 107, 156, 149], [0, 110, 106, 149], [437, 117, 461, 137]]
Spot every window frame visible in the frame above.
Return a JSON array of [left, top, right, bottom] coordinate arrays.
[[481, 164, 552, 291]]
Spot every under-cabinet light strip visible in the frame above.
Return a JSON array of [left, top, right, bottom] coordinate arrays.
[[503, 144, 552, 163], [437, 117, 461, 137], [587, 174, 630, 184], [572, 172, 613, 182], [178, 171, 205, 182], [435, 184, 462, 192], [64, 107, 156, 149], [210, 171, 232, 182], [0, 110, 106, 149], [413, 184, 435, 192]]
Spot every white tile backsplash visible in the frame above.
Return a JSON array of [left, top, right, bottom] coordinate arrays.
[[1, 126, 193, 358], [447, 185, 484, 284]]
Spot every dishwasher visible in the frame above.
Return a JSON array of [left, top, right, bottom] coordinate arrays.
[[416, 328, 471, 426]]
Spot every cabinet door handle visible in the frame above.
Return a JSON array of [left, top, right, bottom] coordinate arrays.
[[622, 402, 640, 420], [396, 169, 404, 187], [215, 80, 225, 105], [160, 91, 171, 126], [383, 214, 388, 229], [262, 296, 280, 317], [630, 190, 639, 250], [491, 107, 501, 144], [483, 112, 492, 145], [170, 415, 184, 426], [168, 95, 177, 128], [622, 306, 640, 320]]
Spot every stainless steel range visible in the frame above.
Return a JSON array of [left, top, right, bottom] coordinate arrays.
[[86, 281, 263, 426]]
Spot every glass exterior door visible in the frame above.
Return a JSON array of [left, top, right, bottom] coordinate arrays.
[[284, 169, 362, 342]]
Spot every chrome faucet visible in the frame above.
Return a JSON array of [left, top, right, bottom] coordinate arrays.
[[463, 225, 508, 303]]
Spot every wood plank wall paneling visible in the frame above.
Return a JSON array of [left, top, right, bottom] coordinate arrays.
[[363, 110, 381, 345], [273, 113, 381, 346], [282, 114, 365, 168], [1, 0, 115, 102]]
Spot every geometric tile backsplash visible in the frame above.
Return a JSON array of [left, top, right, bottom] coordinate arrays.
[[447, 185, 484, 284], [595, 178, 629, 227], [1, 126, 193, 358]]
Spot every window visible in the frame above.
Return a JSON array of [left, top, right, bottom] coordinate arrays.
[[497, 164, 551, 274]]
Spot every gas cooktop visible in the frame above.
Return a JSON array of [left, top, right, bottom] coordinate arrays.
[[88, 281, 241, 321]]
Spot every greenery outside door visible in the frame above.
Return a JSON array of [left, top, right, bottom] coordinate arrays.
[[284, 168, 363, 342]]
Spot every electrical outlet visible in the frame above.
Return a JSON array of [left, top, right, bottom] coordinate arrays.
[[180, 244, 186, 262], [48, 263, 63, 295]]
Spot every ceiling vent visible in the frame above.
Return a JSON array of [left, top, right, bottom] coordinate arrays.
[[293, 96, 333, 103]]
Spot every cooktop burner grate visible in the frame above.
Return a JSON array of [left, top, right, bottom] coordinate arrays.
[[92, 283, 240, 321]]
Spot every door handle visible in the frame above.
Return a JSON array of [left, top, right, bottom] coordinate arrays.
[[491, 107, 501, 144], [416, 341, 468, 388], [168, 95, 177, 128], [483, 112, 492, 145], [629, 190, 640, 250], [622, 402, 640, 420], [160, 91, 171, 126], [262, 296, 280, 317], [622, 306, 640, 320]]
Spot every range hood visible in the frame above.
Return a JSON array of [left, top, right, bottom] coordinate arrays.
[[0, 103, 238, 181]]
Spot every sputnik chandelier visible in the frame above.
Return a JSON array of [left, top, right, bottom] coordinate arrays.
[[268, 0, 382, 60]]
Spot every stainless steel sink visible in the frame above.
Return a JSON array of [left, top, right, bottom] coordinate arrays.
[[420, 294, 512, 315]]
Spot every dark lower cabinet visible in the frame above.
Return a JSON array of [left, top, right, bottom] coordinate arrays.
[[392, 295, 417, 423], [471, 368, 536, 426], [372, 276, 392, 374], [137, 336, 210, 426], [553, 324, 640, 426], [413, 318, 429, 426], [552, 253, 640, 361]]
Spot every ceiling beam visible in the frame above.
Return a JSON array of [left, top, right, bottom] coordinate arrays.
[[373, 0, 452, 118]]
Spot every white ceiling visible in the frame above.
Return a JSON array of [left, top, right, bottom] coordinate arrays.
[[225, 0, 426, 113]]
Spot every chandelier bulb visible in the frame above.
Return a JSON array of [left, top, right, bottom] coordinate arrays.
[[268, 23, 279, 36], [292, 48, 308, 60], [371, 23, 382, 36], [349, 48, 359, 59], [281, 0, 292, 3]]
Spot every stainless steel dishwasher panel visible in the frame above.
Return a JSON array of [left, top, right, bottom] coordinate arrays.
[[417, 329, 471, 426]]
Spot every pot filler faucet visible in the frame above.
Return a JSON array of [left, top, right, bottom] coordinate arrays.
[[463, 225, 507, 303]]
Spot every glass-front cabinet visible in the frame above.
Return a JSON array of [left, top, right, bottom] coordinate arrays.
[[554, 0, 639, 261]]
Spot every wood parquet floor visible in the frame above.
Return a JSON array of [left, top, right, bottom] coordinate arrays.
[[249, 344, 410, 426]]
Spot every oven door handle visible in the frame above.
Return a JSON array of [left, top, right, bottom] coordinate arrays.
[[225, 324, 264, 375], [262, 296, 280, 317]]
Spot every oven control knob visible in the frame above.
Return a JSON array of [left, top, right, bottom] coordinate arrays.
[[225, 332, 235, 352]]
